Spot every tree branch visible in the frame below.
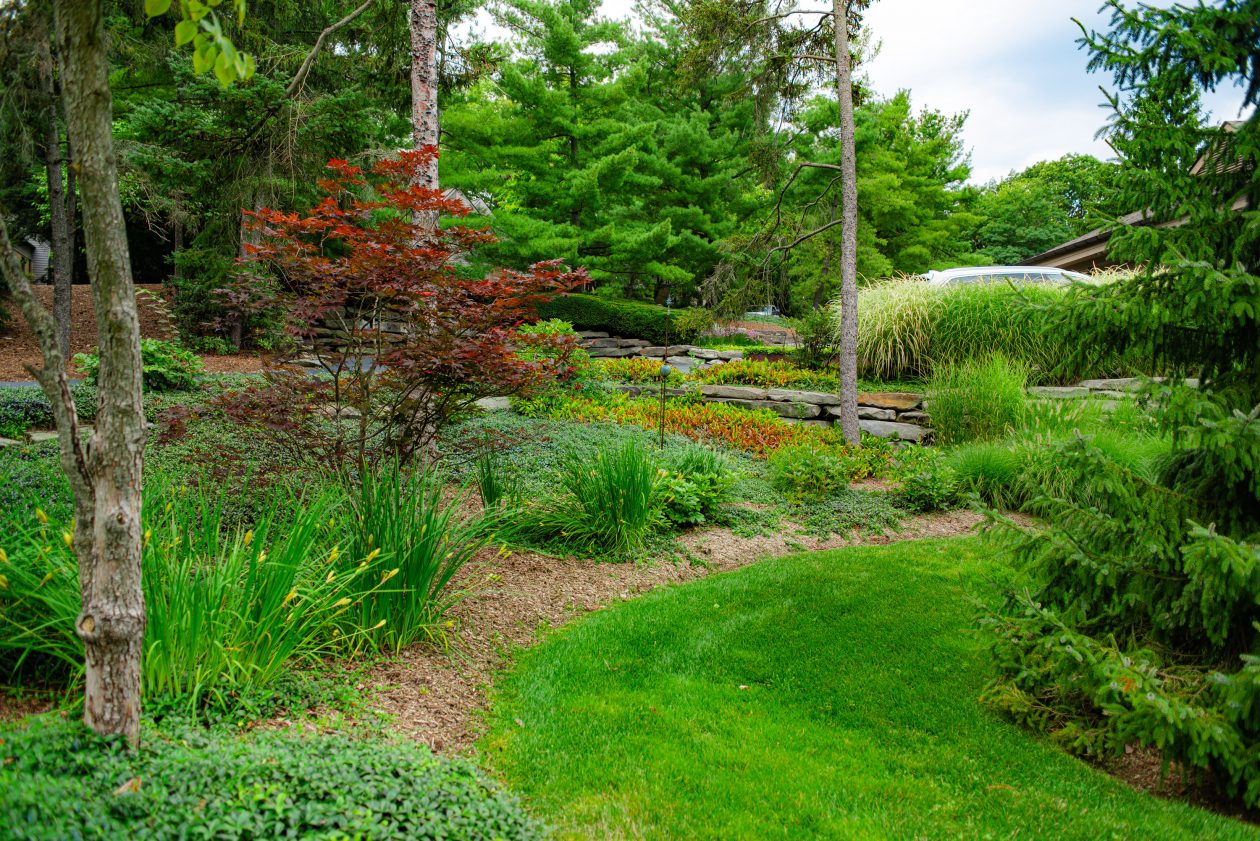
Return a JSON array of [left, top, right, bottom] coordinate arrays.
[[0, 216, 93, 506], [286, 0, 377, 98], [768, 217, 845, 255]]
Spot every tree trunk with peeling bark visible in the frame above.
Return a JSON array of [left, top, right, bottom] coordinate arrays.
[[31, 0, 145, 746], [833, 0, 860, 445], [410, 0, 440, 193]]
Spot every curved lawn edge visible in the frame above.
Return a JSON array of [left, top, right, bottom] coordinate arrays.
[[479, 538, 1259, 840]]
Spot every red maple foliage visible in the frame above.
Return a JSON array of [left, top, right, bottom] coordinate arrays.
[[206, 149, 586, 470]]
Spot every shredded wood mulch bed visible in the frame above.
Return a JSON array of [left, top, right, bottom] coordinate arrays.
[[367, 510, 989, 755]]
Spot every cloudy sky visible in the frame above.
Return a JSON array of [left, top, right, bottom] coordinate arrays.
[[465, 0, 1252, 184]]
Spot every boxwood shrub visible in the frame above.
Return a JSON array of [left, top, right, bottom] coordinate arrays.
[[1, 717, 542, 841], [536, 293, 711, 344]]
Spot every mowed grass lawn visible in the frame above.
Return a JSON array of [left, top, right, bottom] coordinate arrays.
[[482, 538, 1259, 840]]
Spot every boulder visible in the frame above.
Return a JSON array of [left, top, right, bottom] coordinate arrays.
[[1028, 386, 1090, 399], [767, 388, 842, 406], [857, 391, 923, 411], [698, 384, 769, 400], [475, 396, 512, 412], [858, 419, 929, 442]]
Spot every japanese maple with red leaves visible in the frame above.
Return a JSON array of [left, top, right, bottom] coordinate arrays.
[[212, 149, 586, 470]]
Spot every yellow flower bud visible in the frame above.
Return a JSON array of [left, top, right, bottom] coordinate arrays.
[[381, 567, 399, 583], [329, 546, 341, 563], [0, 548, 8, 564], [35, 509, 47, 524], [333, 597, 352, 607], [282, 589, 298, 605], [243, 530, 254, 547], [62, 532, 73, 548], [373, 619, 387, 629], [0, 573, 7, 589], [365, 548, 381, 562]]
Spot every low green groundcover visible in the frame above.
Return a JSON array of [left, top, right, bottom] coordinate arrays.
[[1, 718, 540, 840], [483, 538, 1257, 839]]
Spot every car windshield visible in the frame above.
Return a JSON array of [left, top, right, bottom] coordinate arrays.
[[948, 271, 1062, 284]]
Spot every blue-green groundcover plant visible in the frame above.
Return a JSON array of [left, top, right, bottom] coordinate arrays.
[[1, 717, 542, 841]]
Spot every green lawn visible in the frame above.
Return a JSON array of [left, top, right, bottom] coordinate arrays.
[[482, 538, 1258, 840]]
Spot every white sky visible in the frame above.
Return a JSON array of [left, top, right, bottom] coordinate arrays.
[[464, 0, 1253, 184]]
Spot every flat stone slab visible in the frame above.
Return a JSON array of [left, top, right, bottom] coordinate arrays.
[[1079, 377, 1148, 392], [1029, 386, 1090, 399], [583, 337, 623, 348], [780, 418, 832, 428], [474, 397, 512, 412], [897, 411, 931, 424], [857, 391, 923, 411], [0, 437, 20, 447], [699, 384, 768, 400], [716, 350, 744, 361], [690, 348, 722, 361], [858, 419, 929, 442], [586, 348, 638, 359], [767, 388, 842, 406], [1092, 389, 1139, 399], [710, 398, 821, 419], [576, 330, 610, 339], [856, 406, 895, 421], [25, 430, 59, 443], [617, 339, 651, 348]]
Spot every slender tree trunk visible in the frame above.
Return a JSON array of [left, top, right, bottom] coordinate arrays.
[[54, 0, 147, 746], [833, 0, 860, 445], [410, 0, 439, 195], [39, 37, 74, 359]]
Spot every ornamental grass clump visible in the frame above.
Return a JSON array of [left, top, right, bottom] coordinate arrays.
[[343, 462, 488, 652], [522, 441, 659, 553], [927, 355, 1030, 445]]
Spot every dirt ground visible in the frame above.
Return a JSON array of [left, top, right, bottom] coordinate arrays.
[[0, 284, 262, 380]]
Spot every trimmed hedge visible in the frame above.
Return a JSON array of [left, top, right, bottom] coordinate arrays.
[[536, 294, 711, 344], [1, 717, 543, 840]]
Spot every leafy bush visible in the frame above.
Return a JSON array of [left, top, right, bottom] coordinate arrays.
[[928, 355, 1029, 445], [689, 358, 839, 391], [0, 476, 380, 709], [521, 440, 659, 553], [74, 338, 203, 392], [343, 463, 487, 652], [593, 356, 686, 385], [768, 444, 849, 502], [656, 445, 735, 525], [0, 382, 98, 439], [791, 307, 838, 370], [0, 717, 541, 840], [542, 392, 845, 457], [536, 293, 712, 344], [897, 466, 959, 512]]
